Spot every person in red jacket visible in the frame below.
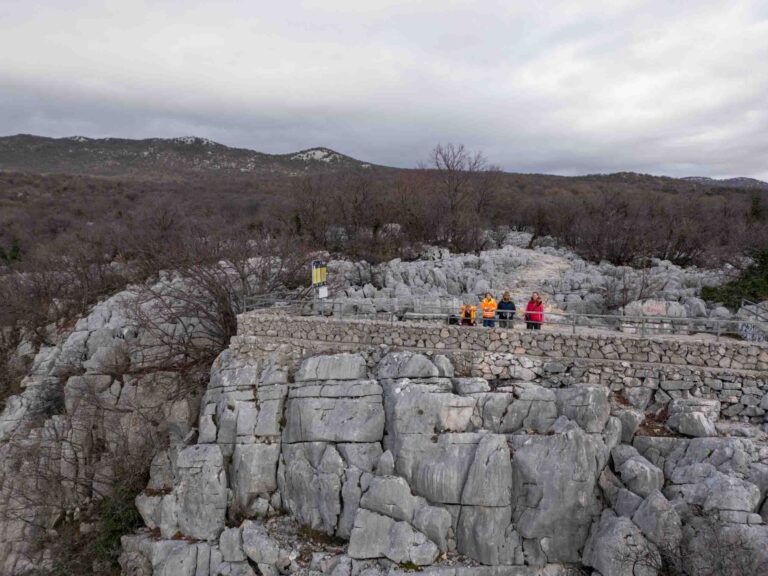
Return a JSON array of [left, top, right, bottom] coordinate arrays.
[[525, 292, 545, 330]]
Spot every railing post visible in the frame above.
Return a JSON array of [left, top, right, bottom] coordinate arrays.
[[641, 318, 646, 337], [571, 315, 576, 335], [716, 319, 721, 341]]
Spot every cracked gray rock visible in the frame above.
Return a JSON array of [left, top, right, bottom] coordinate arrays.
[[583, 511, 659, 576], [632, 490, 682, 549], [510, 426, 606, 563], [612, 445, 664, 498], [555, 385, 610, 433], [296, 353, 369, 382], [377, 352, 440, 380], [348, 509, 439, 565]]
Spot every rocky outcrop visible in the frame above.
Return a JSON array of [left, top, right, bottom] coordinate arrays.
[[666, 398, 720, 437], [121, 341, 768, 575], [583, 511, 659, 576], [0, 283, 209, 574], [328, 243, 727, 319], [2, 270, 766, 576]]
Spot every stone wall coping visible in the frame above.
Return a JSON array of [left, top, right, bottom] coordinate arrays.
[[232, 334, 766, 378], [238, 312, 768, 352]]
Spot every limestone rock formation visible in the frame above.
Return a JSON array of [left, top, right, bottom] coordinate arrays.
[[116, 339, 768, 575], [1, 274, 766, 576], [583, 511, 660, 576], [0, 281, 210, 573], [110, 337, 768, 576], [327, 242, 734, 330]]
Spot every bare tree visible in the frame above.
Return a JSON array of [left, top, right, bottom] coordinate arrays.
[[422, 143, 498, 252]]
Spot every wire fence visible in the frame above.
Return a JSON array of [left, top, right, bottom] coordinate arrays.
[[241, 294, 768, 342]]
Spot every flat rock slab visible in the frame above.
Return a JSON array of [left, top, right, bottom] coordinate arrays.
[[296, 353, 368, 382], [283, 396, 385, 443], [348, 509, 439, 565], [378, 352, 439, 380]]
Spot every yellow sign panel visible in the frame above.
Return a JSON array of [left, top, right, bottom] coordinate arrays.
[[312, 260, 327, 286]]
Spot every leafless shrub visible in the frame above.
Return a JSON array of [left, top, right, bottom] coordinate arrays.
[[124, 232, 310, 369], [616, 511, 768, 576], [0, 234, 128, 347], [0, 387, 160, 574], [603, 266, 663, 311], [0, 326, 27, 411], [0, 317, 211, 573]]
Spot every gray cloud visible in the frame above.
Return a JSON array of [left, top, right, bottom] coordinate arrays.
[[1, 0, 767, 179]]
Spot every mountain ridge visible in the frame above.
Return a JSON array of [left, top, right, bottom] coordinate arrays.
[[0, 134, 372, 177], [1, 134, 766, 190], [682, 175, 768, 190]]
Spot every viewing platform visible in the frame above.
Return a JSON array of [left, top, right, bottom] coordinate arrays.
[[235, 312, 768, 425]]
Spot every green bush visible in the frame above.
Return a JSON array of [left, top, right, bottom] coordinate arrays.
[[701, 250, 768, 310], [92, 484, 144, 564], [37, 482, 145, 576], [0, 239, 21, 264]]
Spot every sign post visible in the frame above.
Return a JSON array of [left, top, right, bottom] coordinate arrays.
[[311, 260, 328, 299]]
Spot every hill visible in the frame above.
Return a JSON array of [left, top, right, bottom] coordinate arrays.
[[682, 175, 768, 191], [2, 135, 767, 193], [0, 134, 372, 177]]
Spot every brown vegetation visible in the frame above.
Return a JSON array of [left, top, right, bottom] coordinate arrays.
[[1, 143, 766, 410], [617, 509, 768, 576], [2, 145, 766, 273]]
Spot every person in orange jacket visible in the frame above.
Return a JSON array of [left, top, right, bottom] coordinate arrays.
[[460, 304, 477, 326], [480, 292, 498, 327]]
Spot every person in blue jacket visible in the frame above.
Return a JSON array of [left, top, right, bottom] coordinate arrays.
[[497, 291, 516, 328]]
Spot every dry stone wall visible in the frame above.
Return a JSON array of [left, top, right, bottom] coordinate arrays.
[[235, 314, 768, 425]]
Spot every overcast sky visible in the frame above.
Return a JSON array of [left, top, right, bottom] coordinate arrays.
[[1, 1, 767, 179]]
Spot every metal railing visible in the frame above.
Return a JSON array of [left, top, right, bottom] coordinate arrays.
[[741, 298, 768, 322], [241, 293, 303, 311], [241, 295, 768, 342]]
